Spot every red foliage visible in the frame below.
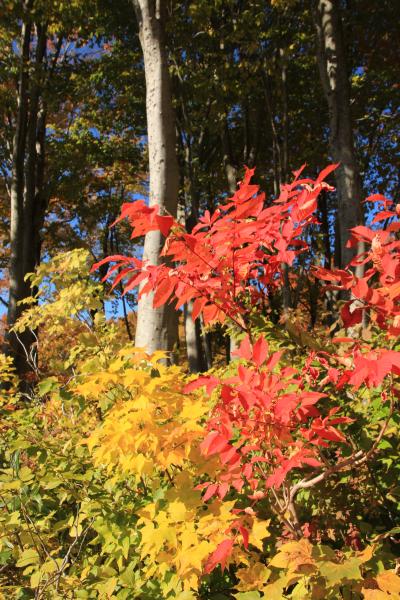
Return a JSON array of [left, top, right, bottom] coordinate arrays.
[[92, 164, 333, 330], [94, 166, 400, 571]]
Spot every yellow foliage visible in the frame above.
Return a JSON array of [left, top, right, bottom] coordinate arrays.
[[362, 570, 400, 599], [84, 348, 277, 594], [236, 560, 271, 592], [137, 474, 236, 592], [0, 353, 19, 405], [249, 519, 271, 551], [268, 538, 315, 571], [84, 351, 232, 592], [85, 352, 209, 480], [261, 540, 383, 599], [13, 249, 103, 338]]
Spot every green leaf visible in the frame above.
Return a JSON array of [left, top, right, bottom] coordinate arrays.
[[18, 466, 34, 482], [0, 549, 12, 565], [4, 511, 21, 526], [37, 377, 59, 397], [43, 477, 63, 490], [16, 548, 40, 568], [319, 557, 362, 587], [30, 569, 42, 588]]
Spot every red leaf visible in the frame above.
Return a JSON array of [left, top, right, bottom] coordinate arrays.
[[123, 271, 147, 294], [316, 163, 340, 183], [155, 214, 174, 237], [220, 445, 239, 465], [202, 303, 219, 325], [371, 210, 396, 224], [110, 200, 150, 227], [200, 432, 229, 456], [365, 193, 393, 206], [192, 296, 208, 321], [349, 226, 376, 243], [292, 163, 307, 180], [204, 539, 234, 573], [153, 277, 175, 308], [110, 267, 137, 291], [174, 285, 196, 309], [183, 376, 219, 395], [232, 336, 252, 361], [239, 525, 249, 549], [91, 254, 134, 273], [341, 303, 363, 327], [183, 233, 198, 250], [387, 221, 400, 232], [265, 351, 283, 371], [252, 336, 268, 367], [242, 165, 256, 185], [217, 483, 230, 500], [203, 483, 218, 502], [314, 426, 346, 443]]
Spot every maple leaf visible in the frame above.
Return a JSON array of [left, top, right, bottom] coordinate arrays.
[[155, 214, 175, 236], [204, 538, 234, 574]]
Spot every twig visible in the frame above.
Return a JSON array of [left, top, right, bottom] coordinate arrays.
[[288, 396, 395, 505]]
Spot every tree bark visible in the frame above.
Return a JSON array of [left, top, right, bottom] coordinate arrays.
[[262, 63, 291, 311], [6, 5, 46, 379], [179, 133, 206, 373], [132, 0, 179, 357], [222, 119, 237, 196], [7, 16, 31, 347], [313, 0, 364, 270], [184, 301, 206, 373], [4, 5, 53, 382], [221, 119, 242, 360]]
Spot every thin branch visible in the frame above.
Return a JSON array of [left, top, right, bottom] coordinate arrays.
[[289, 396, 395, 504]]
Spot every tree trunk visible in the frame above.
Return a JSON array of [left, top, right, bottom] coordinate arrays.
[[4, 7, 52, 382], [184, 301, 206, 373], [313, 0, 364, 270], [179, 133, 206, 373], [262, 63, 291, 311], [132, 0, 179, 357], [222, 120, 237, 196], [5, 6, 43, 380], [221, 120, 241, 360]]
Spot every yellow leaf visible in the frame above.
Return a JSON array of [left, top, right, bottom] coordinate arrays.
[[137, 503, 156, 522], [177, 540, 211, 573], [269, 539, 314, 571], [236, 561, 271, 592], [180, 399, 209, 422], [249, 519, 271, 551], [262, 572, 301, 599], [362, 590, 392, 600], [377, 570, 400, 594], [168, 501, 188, 522]]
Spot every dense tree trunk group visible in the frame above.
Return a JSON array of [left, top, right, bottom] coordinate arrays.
[[1, 0, 398, 378], [6, 3, 49, 377]]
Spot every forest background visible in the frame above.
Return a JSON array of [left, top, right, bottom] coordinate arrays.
[[0, 1, 399, 599]]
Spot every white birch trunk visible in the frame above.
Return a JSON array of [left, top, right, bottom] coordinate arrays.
[[133, 0, 179, 356]]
